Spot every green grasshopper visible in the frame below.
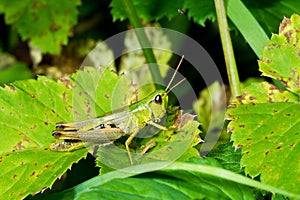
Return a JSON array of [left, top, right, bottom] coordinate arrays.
[[50, 56, 185, 165]]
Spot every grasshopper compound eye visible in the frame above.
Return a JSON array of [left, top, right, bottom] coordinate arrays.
[[154, 94, 162, 105]]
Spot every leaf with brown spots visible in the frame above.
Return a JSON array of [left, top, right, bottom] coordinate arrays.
[[0, 1, 81, 54], [258, 14, 300, 94], [227, 103, 300, 194], [0, 68, 135, 199], [227, 14, 300, 196]]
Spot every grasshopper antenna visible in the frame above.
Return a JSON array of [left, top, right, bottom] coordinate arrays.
[[165, 55, 184, 92], [166, 78, 186, 95]]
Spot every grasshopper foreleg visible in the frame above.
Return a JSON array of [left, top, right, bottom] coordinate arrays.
[[147, 121, 168, 131], [125, 129, 139, 165]]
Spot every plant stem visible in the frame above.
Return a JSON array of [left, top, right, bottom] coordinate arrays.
[[214, 0, 241, 97], [122, 0, 163, 85]]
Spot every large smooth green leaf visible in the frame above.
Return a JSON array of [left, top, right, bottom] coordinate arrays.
[[0, 0, 80, 54], [243, 0, 300, 35], [227, 14, 300, 195], [37, 159, 300, 199]]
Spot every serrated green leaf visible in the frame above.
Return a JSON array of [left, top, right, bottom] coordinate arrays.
[[227, 82, 300, 194], [227, 82, 300, 195], [0, 76, 87, 199], [0, 67, 135, 199], [0, 149, 87, 199], [71, 67, 135, 121], [227, 14, 300, 195], [183, 0, 216, 26], [0, 0, 81, 54], [259, 14, 300, 94], [227, 102, 300, 194], [110, 0, 184, 22], [233, 82, 298, 105], [209, 143, 243, 174]]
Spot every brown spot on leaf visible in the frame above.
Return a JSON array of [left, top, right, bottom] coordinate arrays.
[[24, 137, 30, 143], [284, 31, 293, 43], [30, 93, 36, 98], [13, 174, 17, 179], [30, 125, 37, 129], [273, 109, 278, 113], [276, 145, 282, 150], [44, 121, 49, 126], [265, 150, 269, 155], [8, 85, 16, 91], [290, 143, 295, 147], [30, 171, 36, 176], [265, 136, 269, 140], [0, 157, 2, 163], [50, 23, 61, 32], [14, 141, 25, 151], [65, 105, 71, 113], [249, 96, 256, 100], [279, 17, 291, 33], [239, 124, 245, 128], [62, 92, 67, 101], [34, 162, 38, 166], [285, 113, 291, 117], [105, 94, 110, 99], [236, 94, 246, 104], [20, 161, 24, 166], [246, 138, 252, 141], [44, 163, 52, 169]]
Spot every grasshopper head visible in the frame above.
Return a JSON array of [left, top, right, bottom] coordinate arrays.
[[148, 90, 168, 120]]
